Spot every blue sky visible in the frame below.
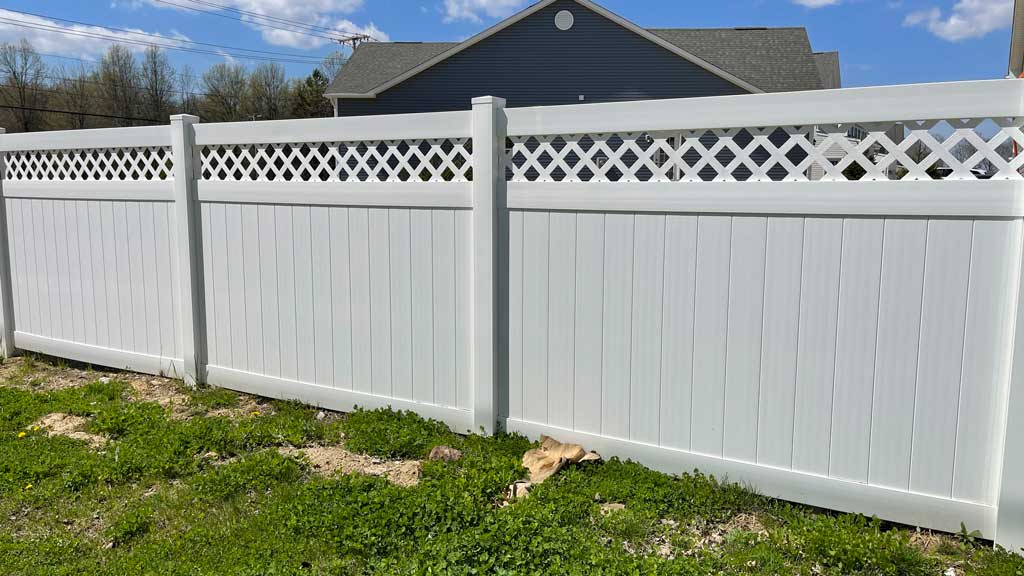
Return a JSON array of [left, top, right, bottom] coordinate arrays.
[[0, 0, 1013, 87]]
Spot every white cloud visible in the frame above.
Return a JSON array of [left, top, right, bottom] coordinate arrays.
[[791, 0, 842, 7], [903, 0, 1012, 41], [0, 8, 191, 58], [442, 0, 528, 23], [143, 0, 386, 49]]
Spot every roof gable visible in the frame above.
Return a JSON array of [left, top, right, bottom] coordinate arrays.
[[325, 0, 766, 97]]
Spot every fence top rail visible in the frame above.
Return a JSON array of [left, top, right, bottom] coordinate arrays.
[[0, 125, 171, 153], [503, 79, 1024, 136], [194, 110, 472, 146]]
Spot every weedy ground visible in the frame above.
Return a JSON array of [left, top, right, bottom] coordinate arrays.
[[1, 355, 1022, 575]]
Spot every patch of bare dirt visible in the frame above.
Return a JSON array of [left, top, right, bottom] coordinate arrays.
[[206, 394, 275, 419], [684, 512, 768, 554], [31, 413, 107, 449], [127, 379, 191, 418], [279, 446, 421, 487]]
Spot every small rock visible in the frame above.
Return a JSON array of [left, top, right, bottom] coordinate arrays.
[[944, 568, 957, 576], [315, 411, 326, 421], [99, 377, 110, 384], [428, 446, 463, 462], [202, 451, 219, 460], [102, 541, 115, 550], [600, 502, 626, 515]]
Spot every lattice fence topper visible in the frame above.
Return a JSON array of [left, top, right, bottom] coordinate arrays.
[[200, 139, 473, 182], [506, 119, 1024, 182], [5, 147, 173, 181]]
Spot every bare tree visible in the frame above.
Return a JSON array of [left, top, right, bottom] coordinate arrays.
[[139, 46, 175, 121], [201, 63, 247, 122], [53, 64, 95, 130], [318, 50, 347, 81], [178, 64, 200, 117], [0, 39, 48, 132], [99, 44, 141, 126], [247, 62, 288, 120]]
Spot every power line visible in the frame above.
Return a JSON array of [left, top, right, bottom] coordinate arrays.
[[0, 8, 327, 62], [0, 15, 327, 65], [0, 103, 161, 124], [150, 0, 368, 45], [172, 0, 375, 41]]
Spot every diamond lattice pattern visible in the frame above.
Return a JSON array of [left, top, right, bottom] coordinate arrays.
[[506, 119, 1024, 182], [200, 139, 473, 182], [6, 147, 173, 181]]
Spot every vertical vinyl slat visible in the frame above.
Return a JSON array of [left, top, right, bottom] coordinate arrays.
[[756, 217, 804, 468], [257, 205, 281, 377], [601, 213, 635, 439], [389, 209, 414, 400], [522, 211, 550, 423], [573, 213, 605, 434], [88, 202, 107, 348], [8, 200, 26, 332], [53, 200, 72, 342], [275, 205, 298, 381], [210, 204, 233, 369], [65, 201, 85, 344], [548, 212, 577, 429], [330, 207, 354, 390], [349, 208, 374, 394], [660, 215, 697, 450], [507, 210, 524, 420], [368, 208, 393, 397], [100, 202, 121, 350], [225, 204, 247, 371], [114, 202, 135, 351], [41, 199, 59, 338], [692, 215, 731, 456], [954, 219, 1022, 504], [242, 204, 265, 375], [431, 210, 456, 407], [140, 203, 161, 356], [200, 203, 216, 366], [723, 216, 767, 462], [410, 209, 435, 403], [629, 214, 666, 444], [22, 200, 40, 335], [455, 210, 472, 411], [311, 207, 334, 386], [910, 219, 973, 497], [152, 203, 175, 360], [293, 206, 315, 384], [791, 218, 843, 475], [868, 219, 927, 489], [829, 218, 884, 483], [125, 202, 148, 354]]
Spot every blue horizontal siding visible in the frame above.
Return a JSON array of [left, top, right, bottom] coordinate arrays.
[[337, 0, 748, 116]]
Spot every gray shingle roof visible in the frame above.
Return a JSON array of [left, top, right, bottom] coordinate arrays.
[[648, 28, 824, 93], [326, 27, 833, 96], [813, 51, 841, 90], [328, 42, 457, 95]]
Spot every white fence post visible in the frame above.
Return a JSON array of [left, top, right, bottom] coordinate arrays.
[[0, 128, 15, 358], [471, 96, 506, 434], [997, 239, 1024, 554], [170, 115, 205, 386]]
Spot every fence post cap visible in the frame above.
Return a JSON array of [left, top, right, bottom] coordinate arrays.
[[471, 96, 506, 107], [170, 114, 200, 123]]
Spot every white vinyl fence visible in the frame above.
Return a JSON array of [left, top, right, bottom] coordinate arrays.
[[0, 81, 1023, 551]]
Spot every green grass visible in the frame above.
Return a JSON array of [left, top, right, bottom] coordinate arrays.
[[0, 363, 1022, 575]]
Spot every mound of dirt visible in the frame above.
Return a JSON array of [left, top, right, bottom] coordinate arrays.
[[279, 446, 421, 487], [32, 413, 107, 449]]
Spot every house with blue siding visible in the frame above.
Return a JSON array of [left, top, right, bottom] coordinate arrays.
[[324, 0, 840, 117]]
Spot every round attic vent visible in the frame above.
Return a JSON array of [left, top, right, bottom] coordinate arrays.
[[555, 10, 574, 31]]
